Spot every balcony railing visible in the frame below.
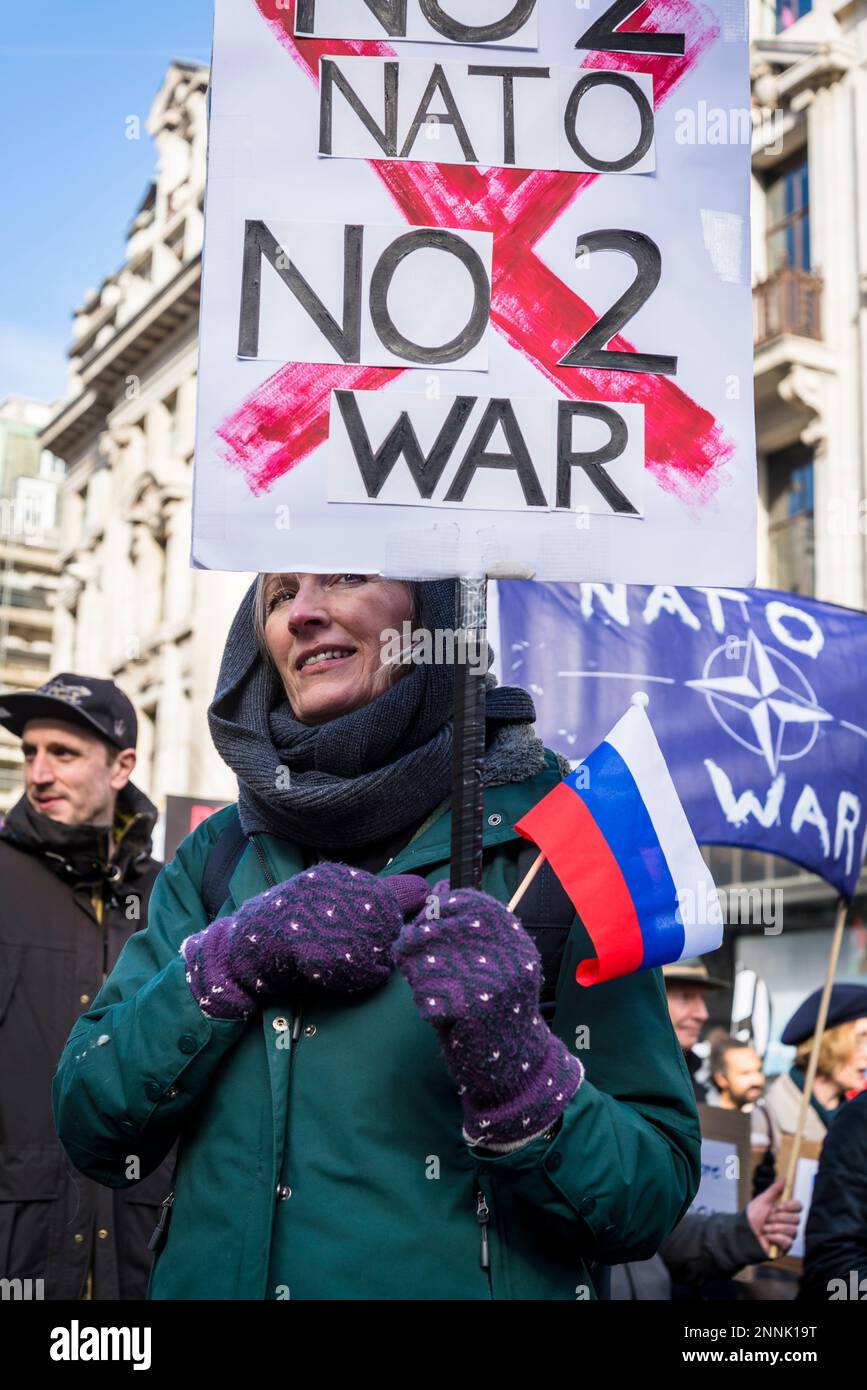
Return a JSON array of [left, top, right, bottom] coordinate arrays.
[[754, 267, 823, 347]]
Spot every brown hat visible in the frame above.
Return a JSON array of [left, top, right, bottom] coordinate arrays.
[[662, 957, 728, 990]]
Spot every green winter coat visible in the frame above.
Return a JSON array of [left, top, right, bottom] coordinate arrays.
[[53, 752, 701, 1300]]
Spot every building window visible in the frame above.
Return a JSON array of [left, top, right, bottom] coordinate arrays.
[[776, 0, 811, 29], [766, 153, 810, 274], [767, 442, 814, 595]]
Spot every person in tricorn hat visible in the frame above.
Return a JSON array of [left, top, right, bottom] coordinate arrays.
[[0, 672, 170, 1299], [765, 983, 867, 1145]]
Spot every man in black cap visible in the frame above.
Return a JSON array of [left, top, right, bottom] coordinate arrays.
[[0, 673, 171, 1300]]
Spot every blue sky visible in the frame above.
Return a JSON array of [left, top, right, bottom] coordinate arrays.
[[0, 0, 214, 406]]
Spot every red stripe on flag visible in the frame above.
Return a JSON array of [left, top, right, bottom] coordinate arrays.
[[516, 781, 644, 986]]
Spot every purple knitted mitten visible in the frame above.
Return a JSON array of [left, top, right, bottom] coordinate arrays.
[[182, 864, 429, 1020], [393, 881, 583, 1146]]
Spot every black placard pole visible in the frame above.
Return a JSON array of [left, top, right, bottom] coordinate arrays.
[[449, 576, 488, 889]]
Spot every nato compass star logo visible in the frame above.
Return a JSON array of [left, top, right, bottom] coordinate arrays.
[[686, 630, 833, 776]]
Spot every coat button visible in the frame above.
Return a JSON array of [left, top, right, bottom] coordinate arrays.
[[579, 1196, 596, 1216], [273, 1017, 289, 1033], [545, 1151, 563, 1173], [303, 1024, 317, 1037], [178, 1034, 198, 1054], [145, 1081, 162, 1101], [80, 994, 91, 1005], [276, 1185, 292, 1201], [487, 813, 502, 827], [166, 1086, 180, 1100], [74, 1233, 85, 1243], [97, 1228, 109, 1240]]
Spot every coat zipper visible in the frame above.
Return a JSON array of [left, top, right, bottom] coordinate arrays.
[[476, 1188, 491, 1270], [148, 1191, 175, 1255]]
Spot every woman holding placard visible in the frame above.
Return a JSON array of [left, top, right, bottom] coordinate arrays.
[[54, 574, 701, 1300]]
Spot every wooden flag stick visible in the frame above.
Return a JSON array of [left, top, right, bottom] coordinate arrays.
[[768, 894, 848, 1259], [508, 849, 545, 913]]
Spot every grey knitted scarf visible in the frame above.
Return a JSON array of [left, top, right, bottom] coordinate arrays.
[[208, 579, 540, 850]]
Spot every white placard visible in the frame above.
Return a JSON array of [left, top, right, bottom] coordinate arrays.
[[319, 57, 655, 173], [295, 0, 540, 48], [788, 1155, 819, 1261], [327, 389, 644, 513], [192, 0, 756, 583], [688, 1137, 739, 1217]]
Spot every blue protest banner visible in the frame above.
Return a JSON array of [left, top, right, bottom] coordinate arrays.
[[498, 583, 867, 900]]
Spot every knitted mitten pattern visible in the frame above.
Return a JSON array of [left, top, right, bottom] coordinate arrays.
[[393, 881, 584, 1145], [182, 864, 429, 1020]]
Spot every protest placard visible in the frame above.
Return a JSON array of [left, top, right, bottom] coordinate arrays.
[[192, 0, 755, 583], [689, 1105, 752, 1217]]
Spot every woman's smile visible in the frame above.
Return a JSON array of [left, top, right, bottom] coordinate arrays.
[[296, 644, 358, 676]]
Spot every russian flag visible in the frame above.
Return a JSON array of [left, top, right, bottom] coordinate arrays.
[[515, 699, 723, 986]]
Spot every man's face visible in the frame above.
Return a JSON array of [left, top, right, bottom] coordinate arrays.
[[666, 982, 710, 1050], [717, 1047, 765, 1108], [21, 719, 135, 827]]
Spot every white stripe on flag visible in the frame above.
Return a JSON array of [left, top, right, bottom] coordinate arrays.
[[605, 704, 724, 959]]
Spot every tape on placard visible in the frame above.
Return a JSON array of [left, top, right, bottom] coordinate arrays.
[[383, 522, 461, 577], [700, 209, 744, 285]]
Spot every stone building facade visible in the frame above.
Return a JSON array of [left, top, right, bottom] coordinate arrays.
[[0, 398, 63, 812], [750, 0, 867, 607], [41, 62, 250, 825]]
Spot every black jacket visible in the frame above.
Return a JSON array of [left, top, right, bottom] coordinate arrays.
[[0, 783, 172, 1299], [800, 1090, 867, 1299]]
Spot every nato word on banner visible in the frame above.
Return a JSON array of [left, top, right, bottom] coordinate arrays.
[[497, 582, 867, 899], [192, 0, 755, 582]]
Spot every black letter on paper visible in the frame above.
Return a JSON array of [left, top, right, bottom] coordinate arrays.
[[575, 0, 684, 56], [559, 230, 677, 376], [399, 64, 478, 162], [445, 399, 547, 505], [335, 392, 475, 497], [238, 220, 363, 363], [369, 229, 490, 364], [298, 0, 409, 36], [419, 0, 537, 44], [563, 72, 654, 172], [556, 401, 638, 513], [320, 59, 400, 157], [467, 65, 550, 165]]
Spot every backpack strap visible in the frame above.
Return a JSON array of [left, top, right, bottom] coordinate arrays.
[[200, 808, 249, 921]]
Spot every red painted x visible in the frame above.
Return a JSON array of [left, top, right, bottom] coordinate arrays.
[[218, 0, 734, 504]]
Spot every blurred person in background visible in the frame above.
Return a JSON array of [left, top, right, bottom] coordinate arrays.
[[710, 1036, 766, 1113], [0, 674, 168, 1299], [611, 963, 801, 1299], [765, 986, 867, 1144], [800, 1090, 867, 1300]]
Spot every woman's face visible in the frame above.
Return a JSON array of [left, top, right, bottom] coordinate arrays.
[[831, 1016, 867, 1093], [263, 573, 414, 725]]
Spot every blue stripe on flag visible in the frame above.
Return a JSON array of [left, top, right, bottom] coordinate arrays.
[[567, 742, 686, 969]]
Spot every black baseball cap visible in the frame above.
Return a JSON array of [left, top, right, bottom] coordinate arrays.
[[0, 673, 137, 750]]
